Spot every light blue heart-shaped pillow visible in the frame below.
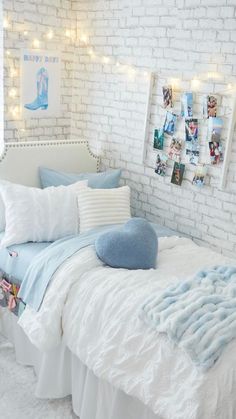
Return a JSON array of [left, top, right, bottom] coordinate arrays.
[[95, 218, 158, 270]]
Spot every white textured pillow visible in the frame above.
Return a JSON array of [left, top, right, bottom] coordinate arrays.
[[0, 180, 10, 231], [78, 185, 131, 233], [0, 180, 87, 248]]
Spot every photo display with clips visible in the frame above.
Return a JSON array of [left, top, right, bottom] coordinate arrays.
[[153, 85, 225, 188]]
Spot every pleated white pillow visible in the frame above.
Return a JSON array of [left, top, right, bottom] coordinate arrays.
[[77, 185, 131, 233], [0, 180, 87, 248]]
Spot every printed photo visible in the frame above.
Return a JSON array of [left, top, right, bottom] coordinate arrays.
[[203, 95, 217, 118], [153, 128, 164, 150], [168, 137, 182, 162], [181, 92, 193, 118], [185, 118, 198, 142], [155, 153, 168, 177], [164, 111, 177, 135], [162, 85, 173, 108], [192, 165, 207, 187], [186, 142, 200, 165], [171, 162, 185, 186], [209, 141, 223, 165], [208, 117, 223, 142]]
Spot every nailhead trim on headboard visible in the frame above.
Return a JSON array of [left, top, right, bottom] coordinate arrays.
[[1, 140, 100, 172]]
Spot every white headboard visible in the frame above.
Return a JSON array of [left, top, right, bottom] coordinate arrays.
[[0, 140, 100, 187]]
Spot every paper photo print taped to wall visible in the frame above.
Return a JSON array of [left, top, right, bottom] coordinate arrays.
[[209, 141, 223, 165], [185, 118, 198, 142], [203, 95, 217, 118], [162, 85, 173, 108], [186, 142, 200, 165], [153, 128, 164, 150], [168, 137, 182, 162], [208, 117, 223, 142], [192, 165, 207, 187], [155, 153, 168, 177], [164, 111, 177, 135], [181, 92, 193, 118], [171, 162, 185, 186]]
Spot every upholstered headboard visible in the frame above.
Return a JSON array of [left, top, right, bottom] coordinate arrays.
[[0, 140, 100, 187]]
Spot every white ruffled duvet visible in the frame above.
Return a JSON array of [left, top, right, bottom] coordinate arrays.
[[19, 237, 236, 419]]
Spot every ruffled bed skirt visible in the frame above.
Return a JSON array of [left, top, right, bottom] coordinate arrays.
[[0, 309, 158, 419]]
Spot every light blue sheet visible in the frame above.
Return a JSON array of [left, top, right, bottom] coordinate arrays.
[[0, 232, 50, 284], [140, 265, 236, 370], [18, 225, 120, 311]]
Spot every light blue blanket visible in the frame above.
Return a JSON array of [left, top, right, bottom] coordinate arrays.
[[18, 225, 119, 311], [140, 265, 236, 370]]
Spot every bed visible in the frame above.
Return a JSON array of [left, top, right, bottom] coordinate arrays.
[[0, 140, 236, 419]]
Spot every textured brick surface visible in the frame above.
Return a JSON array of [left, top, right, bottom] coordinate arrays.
[[2, 0, 236, 257]]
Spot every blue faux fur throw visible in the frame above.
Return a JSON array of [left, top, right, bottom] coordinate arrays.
[[140, 266, 236, 370]]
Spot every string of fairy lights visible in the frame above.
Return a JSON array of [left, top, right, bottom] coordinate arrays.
[[3, 15, 236, 124]]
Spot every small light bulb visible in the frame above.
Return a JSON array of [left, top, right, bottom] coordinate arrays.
[[65, 29, 71, 38], [3, 18, 9, 29], [144, 71, 149, 78], [116, 61, 120, 67], [88, 48, 94, 56], [80, 34, 88, 43], [46, 30, 54, 40], [9, 88, 17, 98], [23, 30, 28, 36], [10, 68, 17, 77], [33, 38, 40, 48], [6, 50, 11, 56], [10, 106, 20, 118], [103, 56, 109, 64], [191, 79, 200, 91]]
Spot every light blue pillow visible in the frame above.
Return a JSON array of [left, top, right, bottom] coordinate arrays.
[[95, 218, 158, 270], [39, 167, 121, 189]]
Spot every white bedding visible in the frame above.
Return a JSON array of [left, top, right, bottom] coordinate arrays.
[[18, 236, 236, 419]]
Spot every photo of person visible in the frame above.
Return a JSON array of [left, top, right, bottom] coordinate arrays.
[[168, 137, 182, 162], [203, 95, 217, 118], [155, 153, 168, 176], [164, 111, 177, 135], [181, 92, 193, 118], [209, 141, 223, 165], [186, 142, 199, 165], [185, 118, 198, 141], [162, 85, 173, 108], [171, 162, 185, 186], [208, 117, 223, 142], [192, 165, 207, 187], [153, 128, 164, 150]]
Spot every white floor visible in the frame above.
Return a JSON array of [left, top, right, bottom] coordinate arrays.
[[0, 334, 78, 419]]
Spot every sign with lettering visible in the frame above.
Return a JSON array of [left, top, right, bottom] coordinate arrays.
[[21, 49, 61, 118]]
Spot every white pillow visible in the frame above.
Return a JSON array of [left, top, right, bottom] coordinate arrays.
[[0, 180, 87, 248], [0, 180, 10, 231], [77, 185, 131, 233]]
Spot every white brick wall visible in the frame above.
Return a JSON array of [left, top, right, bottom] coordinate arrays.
[[2, 0, 236, 257], [71, 0, 236, 258]]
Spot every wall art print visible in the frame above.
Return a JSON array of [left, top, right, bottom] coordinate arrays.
[[21, 49, 61, 118]]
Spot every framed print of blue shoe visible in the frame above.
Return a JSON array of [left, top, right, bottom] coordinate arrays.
[[21, 50, 61, 118]]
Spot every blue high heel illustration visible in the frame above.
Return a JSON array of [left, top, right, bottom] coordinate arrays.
[[24, 67, 49, 111]]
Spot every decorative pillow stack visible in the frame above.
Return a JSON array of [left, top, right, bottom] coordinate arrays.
[[0, 168, 130, 248]]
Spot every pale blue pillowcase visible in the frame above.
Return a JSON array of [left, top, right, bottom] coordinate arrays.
[[39, 167, 121, 189]]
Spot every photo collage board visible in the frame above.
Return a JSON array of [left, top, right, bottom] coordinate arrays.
[[153, 86, 225, 187]]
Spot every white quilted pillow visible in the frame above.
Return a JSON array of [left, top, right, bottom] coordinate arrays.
[[77, 185, 131, 233], [0, 180, 87, 248]]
